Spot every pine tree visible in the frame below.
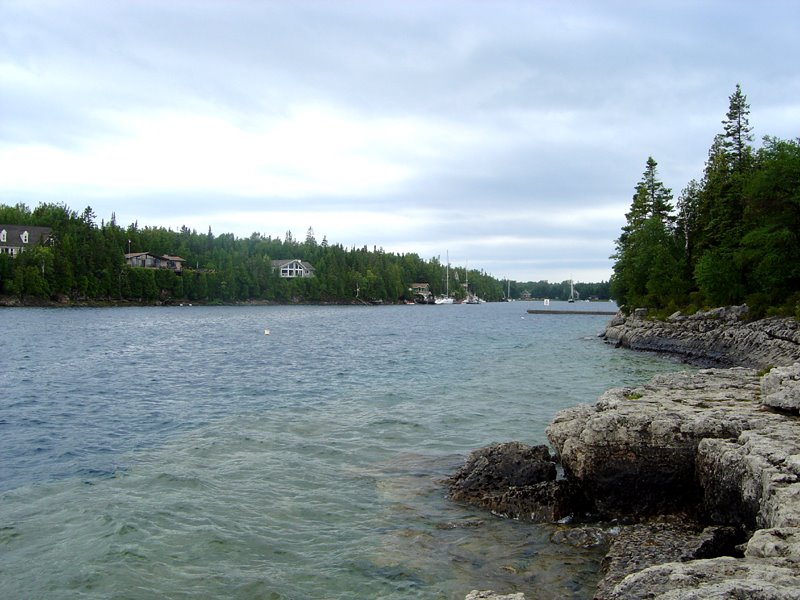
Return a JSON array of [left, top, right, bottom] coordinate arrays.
[[722, 84, 754, 173], [611, 157, 679, 309]]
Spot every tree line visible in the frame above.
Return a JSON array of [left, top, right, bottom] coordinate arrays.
[[610, 85, 800, 319], [1, 204, 609, 304]]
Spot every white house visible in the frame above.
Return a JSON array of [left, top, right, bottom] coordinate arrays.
[[271, 259, 315, 278]]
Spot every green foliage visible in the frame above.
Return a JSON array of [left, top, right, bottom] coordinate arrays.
[[4, 202, 608, 304], [611, 157, 678, 310], [610, 86, 800, 316]]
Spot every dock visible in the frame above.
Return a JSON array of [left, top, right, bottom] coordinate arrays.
[[526, 308, 617, 316]]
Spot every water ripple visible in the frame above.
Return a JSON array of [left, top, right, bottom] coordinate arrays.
[[0, 303, 689, 599]]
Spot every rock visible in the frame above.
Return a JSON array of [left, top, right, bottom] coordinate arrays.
[[603, 556, 800, 600], [550, 525, 613, 549], [547, 368, 767, 518], [545, 364, 800, 599], [697, 421, 800, 530], [595, 518, 742, 600], [455, 315, 800, 600], [446, 442, 592, 522], [603, 307, 800, 369], [447, 442, 556, 496], [465, 591, 525, 600], [746, 527, 800, 560], [761, 363, 800, 413]]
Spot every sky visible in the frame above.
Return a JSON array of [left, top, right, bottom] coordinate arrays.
[[2, 1, 799, 283]]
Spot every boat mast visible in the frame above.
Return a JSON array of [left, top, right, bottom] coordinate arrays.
[[445, 251, 450, 297]]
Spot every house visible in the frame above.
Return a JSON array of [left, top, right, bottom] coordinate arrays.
[[271, 259, 315, 278], [125, 252, 185, 273], [410, 282, 433, 303], [0, 225, 53, 257]]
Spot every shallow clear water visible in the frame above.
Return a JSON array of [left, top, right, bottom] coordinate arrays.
[[0, 302, 687, 599]]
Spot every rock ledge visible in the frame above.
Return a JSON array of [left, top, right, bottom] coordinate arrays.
[[453, 310, 800, 599], [603, 306, 800, 369]]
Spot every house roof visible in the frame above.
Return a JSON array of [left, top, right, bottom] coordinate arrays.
[[271, 259, 314, 270], [0, 224, 53, 246], [125, 252, 185, 261]]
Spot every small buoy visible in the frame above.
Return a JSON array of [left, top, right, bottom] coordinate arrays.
[[264, 329, 270, 335]]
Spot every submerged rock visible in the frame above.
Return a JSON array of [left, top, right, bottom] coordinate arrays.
[[465, 591, 526, 600]]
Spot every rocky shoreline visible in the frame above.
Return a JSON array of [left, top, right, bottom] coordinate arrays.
[[452, 307, 800, 600], [603, 305, 800, 370]]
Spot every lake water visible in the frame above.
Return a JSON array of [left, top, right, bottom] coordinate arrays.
[[0, 302, 687, 599]]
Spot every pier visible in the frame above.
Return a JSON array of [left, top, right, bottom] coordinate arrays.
[[526, 308, 617, 316]]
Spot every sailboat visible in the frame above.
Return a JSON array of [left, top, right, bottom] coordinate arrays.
[[435, 252, 454, 304], [568, 279, 580, 303], [502, 278, 512, 302]]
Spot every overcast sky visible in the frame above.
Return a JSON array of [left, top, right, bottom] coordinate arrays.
[[2, 1, 799, 282]]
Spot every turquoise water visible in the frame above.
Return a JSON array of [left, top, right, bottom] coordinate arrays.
[[0, 302, 686, 599]]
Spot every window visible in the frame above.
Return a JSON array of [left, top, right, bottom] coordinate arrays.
[[0, 229, 6, 242], [21, 231, 29, 244]]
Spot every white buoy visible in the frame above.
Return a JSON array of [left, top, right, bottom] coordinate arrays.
[[264, 328, 270, 335]]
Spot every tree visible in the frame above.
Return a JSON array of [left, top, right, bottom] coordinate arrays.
[[611, 157, 678, 309], [676, 179, 701, 255], [637, 156, 675, 224], [722, 84, 754, 173]]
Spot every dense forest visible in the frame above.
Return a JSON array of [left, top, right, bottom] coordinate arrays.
[[0, 203, 609, 304], [611, 85, 800, 319]]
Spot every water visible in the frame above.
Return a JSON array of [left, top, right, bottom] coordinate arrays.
[[0, 302, 687, 599]]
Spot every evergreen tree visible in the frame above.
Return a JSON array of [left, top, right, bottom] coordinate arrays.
[[722, 84, 754, 173], [611, 157, 679, 310]]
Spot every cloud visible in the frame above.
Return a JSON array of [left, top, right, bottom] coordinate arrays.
[[1, 0, 799, 282]]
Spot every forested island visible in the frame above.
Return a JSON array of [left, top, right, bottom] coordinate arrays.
[[611, 85, 800, 319], [0, 203, 609, 305]]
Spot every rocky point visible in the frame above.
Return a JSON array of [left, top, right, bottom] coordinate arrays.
[[452, 306, 800, 600]]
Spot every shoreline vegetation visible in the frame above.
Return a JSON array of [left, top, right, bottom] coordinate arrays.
[[610, 85, 800, 321], [0, 203, 611, 306], [454, 306, 800, 600]]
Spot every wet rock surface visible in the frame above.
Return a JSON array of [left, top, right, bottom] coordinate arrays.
[[465, 591, 526, 600], [446, 442, 581, 521]]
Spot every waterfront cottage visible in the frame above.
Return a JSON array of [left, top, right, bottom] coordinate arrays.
[[0, 225, 53, 257], [125, 252, 185, 272], [271, 259, 315, 278]]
